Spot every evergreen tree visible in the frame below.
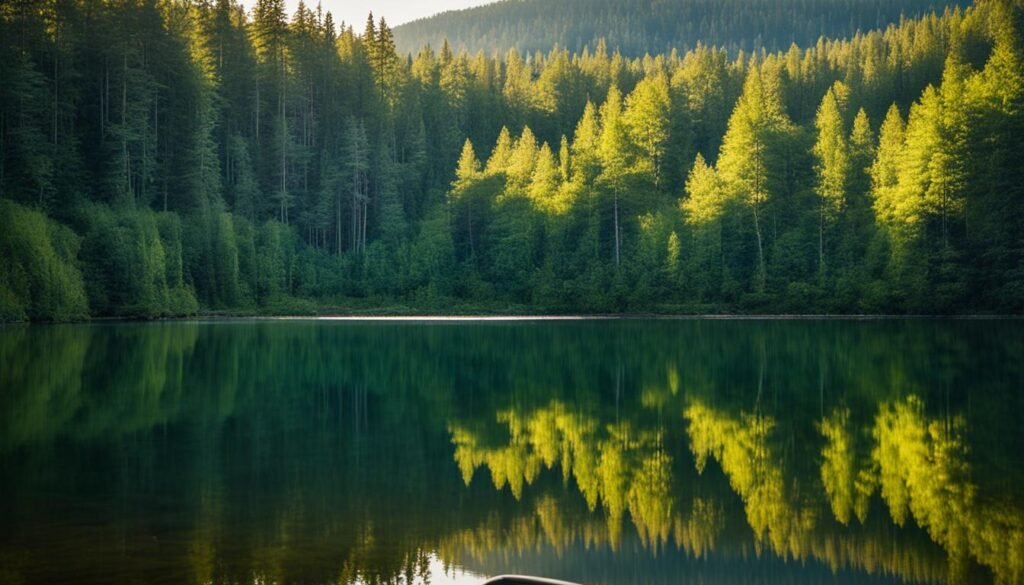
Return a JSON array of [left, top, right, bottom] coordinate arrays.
[[871, 105, 907, 226], [598, 85, 630, 267], [506, 126, 538, 192], [344, 117, 370, 253], [624, 76, 671, 187], [683, 154, 725, 225], [813, 84, 851, 277], [252, 0, 291, 223], [715, 63, 794, 292], [529, 142, 563, 213], [486, 126, 515, 174], [570, 101, 601, 184], [848, 109, 875, 202], [451, 139, 483, 259]]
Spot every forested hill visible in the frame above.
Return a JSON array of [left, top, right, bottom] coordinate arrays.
[[393, 0, 968, 56], [1, 0, 1023, 321]]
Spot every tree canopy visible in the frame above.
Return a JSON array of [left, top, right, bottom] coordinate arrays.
[[1, 0, 1023, 319]]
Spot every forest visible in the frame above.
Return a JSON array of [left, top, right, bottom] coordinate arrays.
[[393, 0, 969, 57], [1, 0, 1023, 320]]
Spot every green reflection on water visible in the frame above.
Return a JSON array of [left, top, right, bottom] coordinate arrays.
[[0, 320, 1022, 585]]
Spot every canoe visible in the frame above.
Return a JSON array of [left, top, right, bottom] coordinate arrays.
[[482, 576, 581, 585]]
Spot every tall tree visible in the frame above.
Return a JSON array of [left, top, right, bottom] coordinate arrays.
[[252, 0, 290, 223], [529, 142, 562, 213], [871, 105, 906, 226], [344, 117, 370, 253], [624, 76, 671, 187], [715, 63, 794, 292], [506, 126, 538, 192], [570, 100, 601, 184], [813, 84, 851, 277], [451, 138, 483, 259], [598, 85, 630, 267]]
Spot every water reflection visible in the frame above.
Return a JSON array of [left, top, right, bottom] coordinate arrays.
[[0, 320, 1022, 584]]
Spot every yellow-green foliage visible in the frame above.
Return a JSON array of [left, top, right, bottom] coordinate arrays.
[[0, 200, 88, 322], [450, 401, 678, 551]]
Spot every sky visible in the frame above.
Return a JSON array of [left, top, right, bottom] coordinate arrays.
[[246, 0, 491, 30]]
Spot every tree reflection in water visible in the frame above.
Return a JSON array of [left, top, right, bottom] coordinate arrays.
[[0, 320, 1021, 584]]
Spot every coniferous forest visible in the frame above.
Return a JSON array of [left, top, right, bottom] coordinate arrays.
[[392, 0, 970, 56], [1, 0, 1023, 320]]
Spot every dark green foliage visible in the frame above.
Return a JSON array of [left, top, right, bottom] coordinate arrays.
[[77, 203, 198, 318], [1, 0, 1023, 320], [407, 202, 456, 298], [394, 0, 968, 57]]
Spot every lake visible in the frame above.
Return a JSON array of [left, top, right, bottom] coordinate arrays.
[[0, 319, 1022, 584]]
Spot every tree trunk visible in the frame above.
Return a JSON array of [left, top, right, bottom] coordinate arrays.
[[280, 74, 287, 224], [941, 182, 948, 249], [336, 181, 342, 254], [753, 201, 766, 293], [613, 189, 620, 267], [819, 202, 825, 277], [0, 112, 6, 192], [351, 172, 359, 252], [752, 138, 767, 292], [468, 202, 475, 258], [123, 51, 129, 202], [156, 97, 163, 210], [104, 62, 109, 138], [361, 171, 369, 252], [53, 29, 58, 146]]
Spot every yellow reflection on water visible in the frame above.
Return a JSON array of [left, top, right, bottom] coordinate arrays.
[[450, 395, 1024, 584]]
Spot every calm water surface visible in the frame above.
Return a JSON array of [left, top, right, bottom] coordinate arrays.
[[1, 319, 1022, 584]]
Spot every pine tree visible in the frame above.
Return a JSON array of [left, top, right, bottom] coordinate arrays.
[[361, 12, 377, 75], [570, 100, 601, 184], [252, 0, 290, 223], [813, 84, 851, 276], [598, 85, 630, 267], [486, 126, 514, 175], [558, 135, 571, 182], [454, 139, 481, 186], [624, 76, 671, 187], [529, 142, 562, 213], [930, 55, 971, 246], [894, 89, 940, 231], [506, 126, 538, 192], [1, 51, 54, 207], [682, 153, 724, 225], [374, 17, 400, 107], [374, 140, 406, 247], [503, 48, 533, 127], [838, 107, 877, 292], [451, 138, 482, 258], [344, 117, 370, 253], [849, 109, 875, 201], [715, 63, 793, 292], [871, 105, 906, 226]]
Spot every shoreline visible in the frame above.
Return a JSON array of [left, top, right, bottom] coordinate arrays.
[[6, 311, 1023, 325]]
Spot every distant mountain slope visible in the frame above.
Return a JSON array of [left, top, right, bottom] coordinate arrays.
[[394, 0, 968, 56]]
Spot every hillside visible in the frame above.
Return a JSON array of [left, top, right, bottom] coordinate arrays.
[[2, 0, 1023, 321], [394, 0, 968, 56]]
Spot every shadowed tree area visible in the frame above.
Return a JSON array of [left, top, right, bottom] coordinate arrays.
[[393, 0, 969, 57]]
